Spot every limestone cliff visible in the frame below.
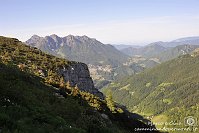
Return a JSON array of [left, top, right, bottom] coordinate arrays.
[[58, 62, 104, 98]]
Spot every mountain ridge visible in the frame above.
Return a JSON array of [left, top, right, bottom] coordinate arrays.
[[26, 34, 129, 65], [120, 36, 199, 63]]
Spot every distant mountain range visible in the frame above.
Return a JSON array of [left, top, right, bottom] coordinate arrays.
[[159, 36, 199, 47], [121, 44, 167, 58], [120, 36, 199, 62], [113, 44, 142, 50], [26, 34, 128, 66]]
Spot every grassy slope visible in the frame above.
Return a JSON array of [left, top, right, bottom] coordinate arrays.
[[0, 63, 88, 133]]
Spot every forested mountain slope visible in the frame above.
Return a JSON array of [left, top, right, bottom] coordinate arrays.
[[102, 53, 199, 132]]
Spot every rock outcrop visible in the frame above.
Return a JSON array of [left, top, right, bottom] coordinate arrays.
[[59, 62, 104, 99]]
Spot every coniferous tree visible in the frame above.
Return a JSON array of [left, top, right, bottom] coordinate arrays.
[[106, 91, 116, 112]]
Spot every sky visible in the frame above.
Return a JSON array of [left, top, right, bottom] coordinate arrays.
[[0, 0, 199, 45]]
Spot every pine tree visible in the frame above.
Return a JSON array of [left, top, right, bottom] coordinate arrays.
[[106, 91, 116, 112], [46, 69, 53, 84], [72, 85, 79, 96], [59, 77, 65, 89]]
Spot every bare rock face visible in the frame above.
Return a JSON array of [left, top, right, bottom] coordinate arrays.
[[59, 62, 104, 99]]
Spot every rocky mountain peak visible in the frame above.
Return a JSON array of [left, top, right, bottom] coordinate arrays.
[[66, 34, 75, 40], [31, 34, 42, 39], [49, 34, 61, 40], [26, 35, 44, 47], [28, 35, 43, 42], [81, 35, 94, 41]]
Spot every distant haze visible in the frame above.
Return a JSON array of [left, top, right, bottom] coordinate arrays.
[[1, 0, 199, 45]]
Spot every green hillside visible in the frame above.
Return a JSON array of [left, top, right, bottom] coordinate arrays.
[[0, 36, 158, 133], [102, 54, 199, 132], [0, 62, 109, 133]]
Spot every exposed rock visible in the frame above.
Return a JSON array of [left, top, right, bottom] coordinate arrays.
[[101, 113, 109, 120], [59, 62, 104, 99]]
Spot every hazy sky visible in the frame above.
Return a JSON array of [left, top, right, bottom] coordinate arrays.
[[1, 0, 199, 44]]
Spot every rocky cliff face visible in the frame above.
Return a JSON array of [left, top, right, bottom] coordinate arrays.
[[58, 62, 104, 98]]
